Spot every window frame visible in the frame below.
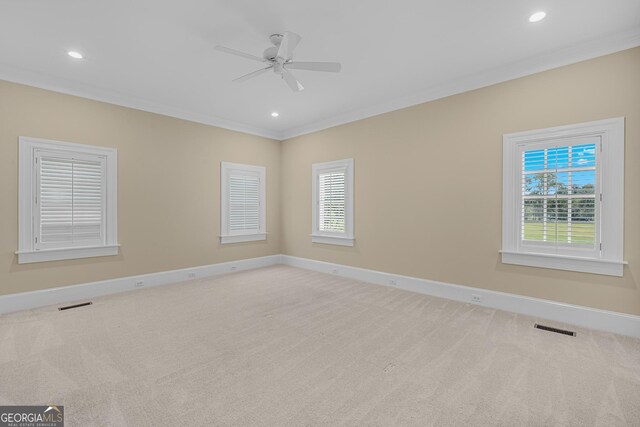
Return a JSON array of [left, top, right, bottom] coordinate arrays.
[[18, 136, 118, 264], [501, 118, 625, 276], [311, 158, 354, 247], [220, 161, 267, 244]]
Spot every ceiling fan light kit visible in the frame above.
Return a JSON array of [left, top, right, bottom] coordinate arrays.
[[215, 31, 341, 92]]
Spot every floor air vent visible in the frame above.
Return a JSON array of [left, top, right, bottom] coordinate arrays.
[[58, 302, 93, 311], [534, 323, 576, 337]]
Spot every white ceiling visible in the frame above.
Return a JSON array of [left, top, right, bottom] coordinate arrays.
[[1, 0, 639, 140]]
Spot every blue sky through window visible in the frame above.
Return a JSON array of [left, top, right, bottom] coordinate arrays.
[[523, 144, 596, 195], [524, 144, 596, 172]]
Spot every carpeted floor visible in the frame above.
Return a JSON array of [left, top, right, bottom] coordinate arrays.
[[0, 265, 639, 426]]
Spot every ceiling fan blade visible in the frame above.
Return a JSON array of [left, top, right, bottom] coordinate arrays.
[[284, 61, 341, 72], [214, 45, 264, 62], [233, 66, 273, 83], [282, 69, 304, 92], [276, 31, 301, 60]]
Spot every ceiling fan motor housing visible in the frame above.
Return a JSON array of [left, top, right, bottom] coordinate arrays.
[[263, 46, 279, 61], [269, 34, 283, 46], [263, 34, 284, 61]]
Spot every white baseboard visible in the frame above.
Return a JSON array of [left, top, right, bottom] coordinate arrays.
[[0, 255, 282, 315], [2, 253, 638, 338], [281, 255, 640, 338]]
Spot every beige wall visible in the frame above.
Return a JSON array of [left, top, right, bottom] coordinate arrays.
[[0, 81, 281, 297], [2, 47, 638, 316], [281, 47, 640, 316]]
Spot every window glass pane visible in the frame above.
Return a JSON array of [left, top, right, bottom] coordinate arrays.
[[572, 144, 596, 167], [318, 171, 345, 233], [555, 172, 569, 195], [553, 146, 569, 169], [523, 173, 549, 195], [523, 149, 545, 172], [571, 170, 595, 194], [522, 199, 545, 241], [521, 143, 597, 246]]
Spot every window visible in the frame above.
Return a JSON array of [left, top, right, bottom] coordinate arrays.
[[501, 118, 625, 276], [18, 137, 118, 264], [220, 162, 266, 244], [312, 159, 354, 246]]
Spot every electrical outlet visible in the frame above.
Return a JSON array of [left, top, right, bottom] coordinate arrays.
[[471, 294, 482, 303], [188, 272, 196, 278], [230, 266, 237, 271], [135, 281, 144, 288]]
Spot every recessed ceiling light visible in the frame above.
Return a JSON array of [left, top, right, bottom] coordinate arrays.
[[529, 11, 546, 23], [271, 112, 279, 117], [67, 51, 83, 59]]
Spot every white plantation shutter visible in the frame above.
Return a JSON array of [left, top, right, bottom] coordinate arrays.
[[502, 118, 624, 276], [318, 171, 346, 233], [18, 137, 118, 264], [220, 162, 266, 243], [519, 137, 599, 252], [36, 151, 105, 249], [229, 174, 260, 232], [312, 159, 354, 246]]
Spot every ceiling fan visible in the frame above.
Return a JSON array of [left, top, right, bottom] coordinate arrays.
[[215, 31, 341, 92]]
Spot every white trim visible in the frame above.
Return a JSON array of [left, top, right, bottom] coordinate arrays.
[[18, 136, 118, 264], [220, 233, 267, 244], [16, 245, 120, 264], [281, 255, 640, 338], [0, 255, 281, 315], [501, 118, 625, 275], [2, 29, 638, 141], [280, 29, 640, 140], [2, 254, 639, 338], [311, 159, 355, 246], [310, 234, 355, 247], [220, 162, 267, 244], [500, 250, 626, 276]]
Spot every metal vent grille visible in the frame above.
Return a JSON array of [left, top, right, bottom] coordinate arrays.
[[58, 302, 92, 311], [534, 323, 576, 336]]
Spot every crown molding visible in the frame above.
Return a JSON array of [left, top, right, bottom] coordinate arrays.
[[280, 27, 640, 140], [0, 62, 282, 140], [1, 27, 639, 142]]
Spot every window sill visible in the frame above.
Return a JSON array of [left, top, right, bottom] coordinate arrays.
[[311, 234, 355, 247], [500, 250, 626, 276], [16, 245, 120, 264], [220, 233, 267, 244]]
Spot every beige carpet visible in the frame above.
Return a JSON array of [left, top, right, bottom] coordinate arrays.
[[0, 265, 638, 426]]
